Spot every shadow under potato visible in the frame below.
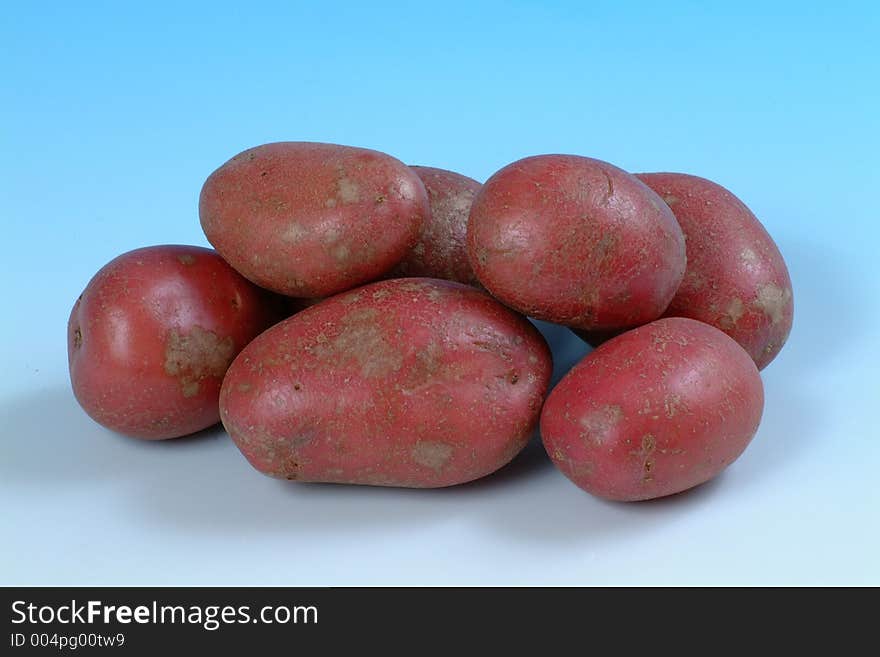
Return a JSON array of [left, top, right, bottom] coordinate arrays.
[[0, 386, 558, 537], [0, 387, 225, 488]]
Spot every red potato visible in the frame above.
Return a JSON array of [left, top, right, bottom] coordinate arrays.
[[391, 166, 482, 285], [220, 278, 553, 487], [541, 317, 763, 501], [467, 154, 686, 330], [637, 173, 793, 369], [68, 245, 284, 440], [199, 142, 428, 298]]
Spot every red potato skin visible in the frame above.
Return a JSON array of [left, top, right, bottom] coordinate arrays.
[[199, 142, 429, 298], [391, 166, 482, 285], [467, 155, 686, 330], [68, 245, 284, 440], [637, 173, 793, 369], [541, 317, 764, 501], [220, 278, 553, 488]]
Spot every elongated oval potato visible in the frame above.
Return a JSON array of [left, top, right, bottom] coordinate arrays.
[[391, 166, 481, 285], [541, 317, 763, 501], [467, 154, 686, 330], [199, 142, 428, 298], [221, 278, 553, 487], [637, 173, 793, 369]]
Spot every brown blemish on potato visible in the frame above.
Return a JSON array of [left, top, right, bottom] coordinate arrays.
[[571, 460, 595, 479], [579, 404, 622, 445], [754, 284, 791, 325], [311, 307, 403, 378], [73, 327, 82, 349], [663, 194, 679, 206], [320, 226, 342, 247], [411, 441, 453, 471], [177, 254, 196, 265], [237, 383, 252, 393], [471, 334, 513, 362], [740, 247, 758, 264], [400, 340, 443, 391], [284, 460, 299, 480], [283, 222, 307, 243], [599, 168, 614, 205], [634, 434, 657, 482], [324, 198, 337, 208], [337, 177, 361, 204], [399, 280, 434, 293], [663, 394, 685, 418], [332, 243, 350, 262], [340, 291, 363, 305], [592, 231, 619, 270], [164, 326, 235, 397], [685, 269, 707, 291], [719, 297, 745, 330], [427, 287, 444, 302]]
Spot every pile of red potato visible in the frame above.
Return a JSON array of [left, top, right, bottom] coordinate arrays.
[[68, 142, 793, 501]]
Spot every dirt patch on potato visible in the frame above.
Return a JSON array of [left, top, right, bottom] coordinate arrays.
[[311, 308, 403, 378], [718, 297, 745, 329], [337, 177, 361, 204], [754, 284, 792, 325], [165, 326, 235, 397], [411, 440, 453, 471], [400, 340, 443, 391], [579, 404, 623, 445]]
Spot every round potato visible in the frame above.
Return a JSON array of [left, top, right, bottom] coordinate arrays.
[[541, 317, 764, 501], [68, 245, 283, 439], [220, 278, 553, 487], [637, 172, 793, 369], [467, 154, 686, 330], [391, 166, 481, 285], [199, 142, 428, 298]]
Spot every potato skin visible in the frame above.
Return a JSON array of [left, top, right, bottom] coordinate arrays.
[[391, 166, 481, 285], [199, 142, 428, 298], [637, 173, 793, 369], [68, 245, 284, 439], [541, 317, 763, 501], [220, 278, 552, 487], [467, 155, 686, 330]]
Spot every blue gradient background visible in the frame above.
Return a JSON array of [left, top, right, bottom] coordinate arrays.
[[2, 2, 878, 585]]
